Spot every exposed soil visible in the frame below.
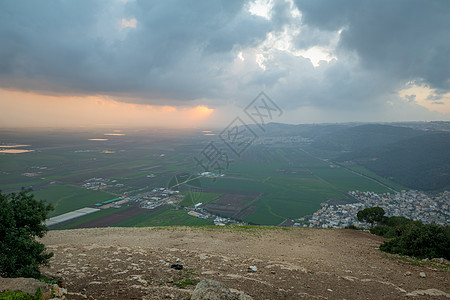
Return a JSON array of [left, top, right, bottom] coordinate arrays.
[[71, 207, 150, 229], [41, 227, 449, 299]]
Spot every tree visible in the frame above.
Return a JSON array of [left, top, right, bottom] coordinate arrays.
[[380, 222, 450, 259], [0, 188, 53, 278], [357, 207, 385, 227]]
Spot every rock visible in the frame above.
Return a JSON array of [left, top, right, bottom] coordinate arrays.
[[52, 284, 67, 297], [170, 264, 183, 270], [406, 289, 450, 297], [0, 277, 53, 299], [419, 272, 426, 278], [40, 271, 66, 288], [191, 279, 238, 300], [248, 266, 257, 272], [404, 271, 412, 276], [432, 257, 445, 264]]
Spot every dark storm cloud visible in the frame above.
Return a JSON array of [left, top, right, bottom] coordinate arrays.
[[294, 0, 450, 90], [0, 0, 271, 103]]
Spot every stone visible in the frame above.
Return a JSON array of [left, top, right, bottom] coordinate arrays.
[[248, 266, 257, 272], [52, 284, 67, 297], [170, 264, 183, 270], [191, 279, 237, 300], [419, 272, 426, 278], [404, 271, 412, 276], [406, 289, 450, 297], [40, 271, 66, 288]]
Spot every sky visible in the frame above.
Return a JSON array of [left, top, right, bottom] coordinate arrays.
[[1, 0, 449, 129]]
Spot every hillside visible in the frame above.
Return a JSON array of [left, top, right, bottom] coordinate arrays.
[[311, 124, 427, 153], [337, 132, 450, 191], [41, 227, 450, 299]]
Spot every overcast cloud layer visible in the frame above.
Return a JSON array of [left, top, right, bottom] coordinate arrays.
[[1, 0, 449, 122]]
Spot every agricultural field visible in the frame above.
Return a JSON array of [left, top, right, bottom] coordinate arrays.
[[197, 146, 392, 225], [113, 206, 212, 227], [1, 128, 397, 227], [34, 184, 115, 217], [54, 207, 129, 230], [178, 191, 221, 207]]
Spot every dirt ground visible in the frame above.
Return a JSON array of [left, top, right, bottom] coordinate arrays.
[[41, 227, 449, 300]]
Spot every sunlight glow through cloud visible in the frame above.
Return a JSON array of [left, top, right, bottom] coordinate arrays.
[[0, 89, 214, 128], [248, 0, 273, 20], [398, 84, 450, 114], [120, 18, 137, 29]]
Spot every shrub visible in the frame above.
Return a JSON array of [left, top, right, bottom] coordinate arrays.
[[380, 222, 450, 259], [0, 189, 53, 278]]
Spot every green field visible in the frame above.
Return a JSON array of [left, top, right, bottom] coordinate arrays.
[[198, 146, 391, 225], [33, 184, 115, 217], [179, 191, 221, 207], [112, 207, 212, 227]]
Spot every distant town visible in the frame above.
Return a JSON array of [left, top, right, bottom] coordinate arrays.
[[304, 190, 450, 228]]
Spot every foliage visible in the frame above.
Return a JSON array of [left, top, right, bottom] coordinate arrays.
[[357, 207, 385, 227], [171, 268, 199, 289], [369, 216, 417, 238], [0, 287, 43, 300], [0, 189, 53, 279], [365, 212, 450, 259], [379, 222, 450, 260]]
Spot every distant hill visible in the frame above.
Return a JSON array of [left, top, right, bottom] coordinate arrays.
[[311, 124, 427, 152], [337, 132, 450, 191], [249, 122, 450, 191], [248, 122, 353, 138]]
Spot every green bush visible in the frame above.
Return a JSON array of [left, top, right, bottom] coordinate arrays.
[[0, 189, 53, 279], [370, 225, 393, 237], [370, 216, 418, 238], [380, 223, 450, 259], [0, 287, 43, 300], [382, 216, 411, 227]]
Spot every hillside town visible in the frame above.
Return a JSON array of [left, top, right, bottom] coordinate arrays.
[[306, 190, 450, 228]]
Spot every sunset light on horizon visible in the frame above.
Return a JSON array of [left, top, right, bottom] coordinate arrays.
[[0, 88, 216, 128]]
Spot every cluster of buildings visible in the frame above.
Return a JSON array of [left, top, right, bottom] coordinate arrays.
[[182, 205, 244, 226], [199, 171, 224, 178], [307, 190, 449, 228], [213, 216, 242, 226], [133, 188, 182, 209], [253, 136, 310, 145], [82, 177, 118, 190]]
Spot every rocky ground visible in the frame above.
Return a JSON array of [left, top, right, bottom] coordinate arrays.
[[40, 227, 449, 299]]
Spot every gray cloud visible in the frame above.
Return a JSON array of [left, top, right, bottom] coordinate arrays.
[[0, 0, 448, 122], [0, 0, 271, 103], [294, 0, 450, 90]]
